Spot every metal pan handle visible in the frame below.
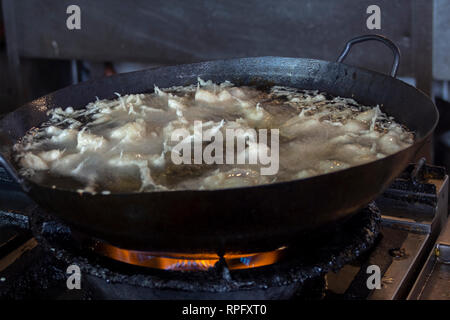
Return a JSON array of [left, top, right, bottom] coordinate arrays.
[[337, 34, 401, 78], [0, 153, 29, 191]]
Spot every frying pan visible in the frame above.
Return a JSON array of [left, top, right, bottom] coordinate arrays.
[[0, 35, 438, 253]]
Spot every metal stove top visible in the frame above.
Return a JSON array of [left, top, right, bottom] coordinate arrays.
[[0, 163, 448, 300]]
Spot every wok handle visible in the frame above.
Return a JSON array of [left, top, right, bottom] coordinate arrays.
[[337, 34, 400, 78], [0, 153, 29, 191]]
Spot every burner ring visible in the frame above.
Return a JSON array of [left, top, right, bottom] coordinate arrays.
[[29, 203, 380, 297]]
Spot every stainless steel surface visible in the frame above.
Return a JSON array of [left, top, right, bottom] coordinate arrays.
[[369, 232, 430, 300], [370, 173, 448, 299], [417, 263, 450, 300], [325, 166, 449, 300], [408, 218, 450, 300]]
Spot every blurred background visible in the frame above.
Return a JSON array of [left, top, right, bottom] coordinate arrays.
[[0, 0, 449, 165]]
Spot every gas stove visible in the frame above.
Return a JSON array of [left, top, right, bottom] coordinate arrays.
[[0, 162, 448, 300]]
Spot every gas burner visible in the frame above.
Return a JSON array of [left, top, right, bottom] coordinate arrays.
[[23, 203, 380, 299], [0, 163, 447, 300]]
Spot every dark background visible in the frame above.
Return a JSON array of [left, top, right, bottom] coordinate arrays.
[[1, 0, 450, 165], [1, 0, 445, 111]]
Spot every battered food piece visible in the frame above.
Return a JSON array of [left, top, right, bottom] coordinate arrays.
[[20, 152, 48, 171], [77, 130, 107, 153], [109, 120, 147, 143], [13, 79, 414, 193]]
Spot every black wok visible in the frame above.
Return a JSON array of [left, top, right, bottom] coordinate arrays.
[[0, 35, 438, 253]]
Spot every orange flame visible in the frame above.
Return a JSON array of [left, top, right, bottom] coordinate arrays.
[[92, 242, 286, 271]]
